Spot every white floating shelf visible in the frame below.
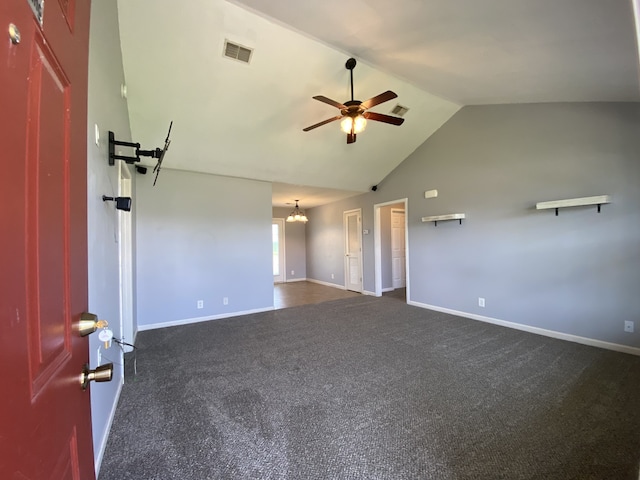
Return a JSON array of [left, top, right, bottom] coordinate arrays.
[[421, 213, 465, 226], [536, 195, 610, 216]]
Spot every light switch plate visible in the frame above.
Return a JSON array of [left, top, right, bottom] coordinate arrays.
[[425, 189, 438, 199]]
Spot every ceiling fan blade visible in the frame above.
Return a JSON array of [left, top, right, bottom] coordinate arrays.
[[360, 90, 398, 110], [363, 111, 405, 126], [313, 95, 347, 110], [303, 115, 343, 132], [347, 133, 357, 144]]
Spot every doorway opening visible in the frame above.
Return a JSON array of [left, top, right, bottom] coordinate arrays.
[[272, 218, 285, 283], [374, 198, 409, 300]]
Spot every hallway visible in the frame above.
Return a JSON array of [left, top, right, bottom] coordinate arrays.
[[273, 281, 406, 309]]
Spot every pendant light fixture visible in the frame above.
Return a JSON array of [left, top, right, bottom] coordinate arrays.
[[286, 200, 308, 223]]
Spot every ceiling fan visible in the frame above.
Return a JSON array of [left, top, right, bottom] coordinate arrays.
[[303, 58, 405, 144]]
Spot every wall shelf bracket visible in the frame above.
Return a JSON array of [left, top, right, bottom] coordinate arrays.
[[536, 195, 610, 216], [421, 213, 465, 226]]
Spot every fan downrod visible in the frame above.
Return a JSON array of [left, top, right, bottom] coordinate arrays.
[[345, 58, 358, 102]]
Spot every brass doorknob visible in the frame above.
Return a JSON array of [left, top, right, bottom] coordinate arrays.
[[77, 312, 108, 337], [80, 363, 113, 390]]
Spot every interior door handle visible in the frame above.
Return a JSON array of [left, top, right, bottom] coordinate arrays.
[[9, 24, 21, 44], [80, 363, 113, 390]]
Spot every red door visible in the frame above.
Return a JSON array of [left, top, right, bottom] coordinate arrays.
[[0, 1, 94, 479]]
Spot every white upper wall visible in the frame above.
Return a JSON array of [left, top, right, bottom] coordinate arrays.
[[117, 0, 460, 195]]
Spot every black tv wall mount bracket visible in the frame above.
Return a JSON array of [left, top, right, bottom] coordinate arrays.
[[108, 131, 162, 165], [108, 122, 172, 186]]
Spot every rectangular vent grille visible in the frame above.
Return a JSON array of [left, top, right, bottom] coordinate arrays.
[[391, 104, 409, 117], [224, 40, 253, 64]]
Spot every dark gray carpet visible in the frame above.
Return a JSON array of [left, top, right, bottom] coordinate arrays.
[[383, 288, 406, 301], [99, 296, 640, 480]]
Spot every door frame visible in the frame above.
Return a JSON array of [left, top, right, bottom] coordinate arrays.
[[118, 162, 134, 352], [343, 208, 363, 292], [374, 198, 409, 299]]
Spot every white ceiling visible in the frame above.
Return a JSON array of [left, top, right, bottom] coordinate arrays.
[[117, 0, 640, 208]]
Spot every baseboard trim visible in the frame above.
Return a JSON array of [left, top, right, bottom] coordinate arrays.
[[382, 287, 394, 293], [363, 290, 376, 296], [307, 278, 346, 290], [138, 307, 274, 332], [407, 300, 640, 357], [285, 278, 307, 283], [94, 378, 124, 478]]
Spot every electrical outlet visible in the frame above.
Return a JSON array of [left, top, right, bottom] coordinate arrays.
[[197, 300, 204, 309], [478, 297, 485, 308], [223, 297, 229, 305], [624, 321, 634, 333], [291, 270, 295, 276], [331, 273, 335, 279]]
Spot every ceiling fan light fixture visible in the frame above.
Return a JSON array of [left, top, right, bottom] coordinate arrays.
[[340, 114, 366, 134], [303, 58, 402, 143], [340, 117, 351, 134]]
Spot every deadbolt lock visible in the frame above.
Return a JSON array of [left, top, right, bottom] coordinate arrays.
[[77, 312, 109, 337]]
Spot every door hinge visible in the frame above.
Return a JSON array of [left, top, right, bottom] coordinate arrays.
[[27, 0, 45, 25]]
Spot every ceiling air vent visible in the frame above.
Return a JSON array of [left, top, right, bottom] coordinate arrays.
[[223, 40, 253, 64], [391, 104, 409, 117]]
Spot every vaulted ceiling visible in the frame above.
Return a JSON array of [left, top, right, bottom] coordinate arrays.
[[117, 0, 640, 207]]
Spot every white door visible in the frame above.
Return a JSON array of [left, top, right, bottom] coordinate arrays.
[[391, 209, 406, 288], [272, 219, 285, 283], [119, 162, 135, 352], [344, 209, 363, 292]]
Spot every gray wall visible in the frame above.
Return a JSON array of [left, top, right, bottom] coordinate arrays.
[[136, 170, 273, 328], [307, 103, 640, 349], [273, 207, 307, 281], [86, 0, 133, 472], [306, 197, 376, 291]]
